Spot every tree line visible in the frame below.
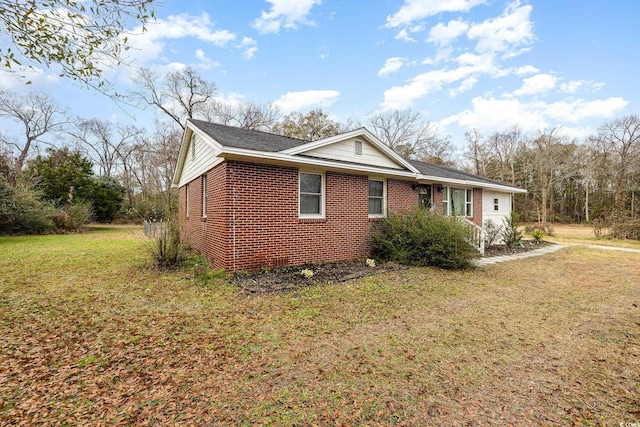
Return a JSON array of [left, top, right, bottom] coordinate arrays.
[[1, 65, 639, 235]]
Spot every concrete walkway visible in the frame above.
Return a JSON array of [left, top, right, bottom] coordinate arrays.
[[474, 242, 640, 267]]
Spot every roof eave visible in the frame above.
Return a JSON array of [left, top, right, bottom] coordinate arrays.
[[417, 174, 527, 193]]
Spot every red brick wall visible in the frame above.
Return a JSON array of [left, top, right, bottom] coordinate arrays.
[[180, 161, 421, 271], [178, 161, 488, 271], [179, 162, 230, 269]]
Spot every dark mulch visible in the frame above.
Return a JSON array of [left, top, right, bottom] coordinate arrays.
[[232, 241, 557, 293], [232, 260, 405, 293], [483, 239, 556, 257]]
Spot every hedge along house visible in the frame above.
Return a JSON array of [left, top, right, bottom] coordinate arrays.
[[172, 119, 526, 272]]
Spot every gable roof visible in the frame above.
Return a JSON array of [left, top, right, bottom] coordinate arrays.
[[409, 160, 525, 191], [189, 119, 307, 152], [173, 120, 526, 194]]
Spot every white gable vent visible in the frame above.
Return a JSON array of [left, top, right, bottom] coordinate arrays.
[[354, 140, 363, 155]]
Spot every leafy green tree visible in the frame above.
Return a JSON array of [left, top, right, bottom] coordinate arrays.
[[272, 109, 346, 141], [29, 147, 124, 222], [30, 147, 94, 205], [91, 176, 125, 222], [0, 0, 155, 89]]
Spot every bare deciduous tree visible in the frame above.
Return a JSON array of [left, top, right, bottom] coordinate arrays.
[[204, 100, 281, 131], [595, 115, 640, 210], [129, 66, 216, 130], [0, 90, 68, 179], [71, 118, 142, 178], [366, 108, 452, 163]]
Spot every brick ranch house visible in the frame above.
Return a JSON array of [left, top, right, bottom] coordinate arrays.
[[172, 119, 526, 272]]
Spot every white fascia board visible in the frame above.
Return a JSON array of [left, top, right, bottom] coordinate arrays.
[[281, 128, 421, 174], [417, 174, 527, 193], [222, 146, 417, 178], [171, 122, 226, 188]]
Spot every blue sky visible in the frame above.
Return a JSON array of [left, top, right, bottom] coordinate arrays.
[[1, 0, 639, 151]]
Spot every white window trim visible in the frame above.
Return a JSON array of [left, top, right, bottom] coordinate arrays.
[[299, 171, 325, 218], [443, 186, 473, 217], [368, 178, 387, 218], [201, 175, 207, 218], [185, 183, 190, 218]]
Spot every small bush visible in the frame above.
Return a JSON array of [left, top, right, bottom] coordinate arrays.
[[150, 222, 186, 269], [609, 219, 640, 240], [531, 228, 545, 243], [372, 208, 476, 269], [51, 200, 93, 232], [501, 212, 523, 247], [0, 177, 55, 235], [483, 219, 502, 248]]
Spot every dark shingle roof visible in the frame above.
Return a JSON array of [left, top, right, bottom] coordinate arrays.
[[189, 119, 308, 152], [188, 120, 521, 190], [408, 159, 521, 189]]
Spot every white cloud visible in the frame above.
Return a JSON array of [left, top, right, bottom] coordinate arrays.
[[378, 57, 406, 77], [240, 37, 258, 59], [386, 0, 487, 28], [560, 79, 604, 93], [194, 49, 221, 70], [467, 2, 534, 56], [382, 66, 479, 109], [514, 65, 539, 75], [513, 73, 557, 96], [428, 19, 469, 46], [126, 13, 236, 65], [395, 28, 417, 42], [252, 0, 322, 34], [441, 95, 628, 135], [448, 77, 478, 97], [273, 89, 340, 113]]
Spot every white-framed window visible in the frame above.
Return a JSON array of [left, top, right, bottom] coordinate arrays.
[[494, 198, 499, 211], [299, 172, 324, 217], [201, 175, 207, 218], [185, 183, 190, 218], [443, 187, 473, 217], [368, 179, 386, 217]]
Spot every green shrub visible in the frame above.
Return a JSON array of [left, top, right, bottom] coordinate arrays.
[[501, 212, 523, 247], [150, 222, 186, 269], [0, 176, 55, 235], [531, 228, 545, 243], [51, 200, 93, 232], [371, 208, 476, 269]]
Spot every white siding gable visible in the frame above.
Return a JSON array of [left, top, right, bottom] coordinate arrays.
[[178, 133, 222, 187], [302, 137, 404, 169]]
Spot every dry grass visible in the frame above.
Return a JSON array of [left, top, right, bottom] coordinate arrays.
[[1, 225, 639, 425], [542, 223, 640, 249]]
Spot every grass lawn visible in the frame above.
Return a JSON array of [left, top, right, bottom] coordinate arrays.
[[1, 225, 639, 426]]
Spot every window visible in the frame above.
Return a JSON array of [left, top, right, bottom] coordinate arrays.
[[185, 183, 190, 218], [299, 172, 324, 216], [355, 140, 363, 156], [418, 184, 432, 209], [444, 187, 473, 217], [494, 198, 499, 211], [368, 179, 386, 217], [201, 175, 207, 218]]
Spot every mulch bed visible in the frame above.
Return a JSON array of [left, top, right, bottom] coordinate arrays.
[[232, 241, 557, 293], [232, 261, 406, 293], [483, 239, 555, 257]]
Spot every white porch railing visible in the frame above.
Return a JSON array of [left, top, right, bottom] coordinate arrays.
[[457, 217, 485, 255]]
